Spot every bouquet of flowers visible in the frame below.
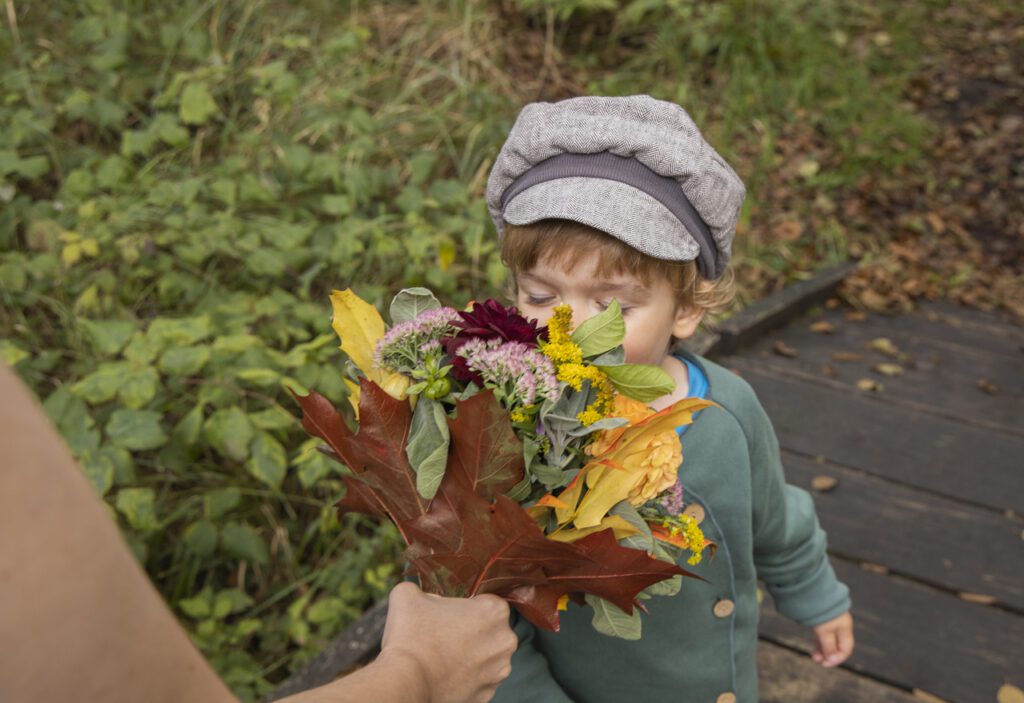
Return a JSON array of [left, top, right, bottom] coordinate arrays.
[[292, 287, 716, 639]]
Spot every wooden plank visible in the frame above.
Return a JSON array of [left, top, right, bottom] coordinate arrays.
[[743, 309, 1024, 433], [721, 361, 1024, 514], [712, 262, 857, 355], [758, 640, 918, 703], [853, 303, 1024, 360], [781, 450, 1024, 610], [759, 560, 1024, 703]]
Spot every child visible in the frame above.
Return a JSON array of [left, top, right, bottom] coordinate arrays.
[[483, 95, 854, 703]]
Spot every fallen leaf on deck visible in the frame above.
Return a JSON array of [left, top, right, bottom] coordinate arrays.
[[832, 351, 865, 362], [957, 591, 996, 605], [860, 289, 891, 312], [822, 364, 838, 378], [870, 337, 901, 357], [773, 340, 799, 358], [997, 684, 1024, 703], [811, 475, 838, 492], [809, 321, 836, 334], [857, 378, 884, 392], [874, 363, 904, 376], [977, 378, 998, 394], [860, 561, 889, 575], [912, 688, 950, 703], [845, 311, 868, 322]]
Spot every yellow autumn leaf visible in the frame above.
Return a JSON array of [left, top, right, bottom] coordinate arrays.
[[547, 515, 640, 543], [997, 684, 1024, 703], [329, 289, 409, 403]]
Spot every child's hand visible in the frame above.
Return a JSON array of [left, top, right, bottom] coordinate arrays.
[[810, 611, 854, 668]]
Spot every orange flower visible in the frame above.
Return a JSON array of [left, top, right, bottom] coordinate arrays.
[[557, 396, 717, 529]]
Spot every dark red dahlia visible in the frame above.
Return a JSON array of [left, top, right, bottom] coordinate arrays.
[[441, 299, 549, 383]]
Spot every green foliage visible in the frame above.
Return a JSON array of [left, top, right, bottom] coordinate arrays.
[[0, 0, 944, 698]]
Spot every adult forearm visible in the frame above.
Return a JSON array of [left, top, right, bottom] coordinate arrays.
[[275, 650, 430, 703], [0, 365, 237, 703]]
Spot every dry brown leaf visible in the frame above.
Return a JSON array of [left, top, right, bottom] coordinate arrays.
[[810, 320, 836, 334], [811, 475, 838, 492], [977, 378, 999, 394], [857, 378, 884, 392], [773, 340, 799, 358], [822, 364, 838, 378], [832, 351, 865, 362], [874, 363, 905, 376], [958, 591, 997, 605], [860, 289, 891, 312], [997, 684, 1024, 703], [912, 689, 949, 703], [845, 311, 868, 322], [860, 561, 889, 574], [924, 212, 946, 234], [870, 337, 901, 357], [772, 219, 805, 242]]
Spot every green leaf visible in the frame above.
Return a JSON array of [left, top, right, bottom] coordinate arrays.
[[320, 194, 352, 216], [115, 487, 161, 532], [204, 487, 242, 519], [589, 346, 625, 366], [307, 597, 347, 625], [572, 299, 625, 357], [609, 501, 654, 551], [179, 82, 219, 125], [406, 396, 450, 499], [204, 407, 254, 462], [147, 316, 211, 347], [235, 367, 281, 387], [250, 406, 296, 430], [16, 155, 50, 179], [159, 345, 211, 376], [80, 450, 115, 496], [120, 366, 160, 409], [172, 405, 205, 446], [78, 319, 136, 356], [213, 589, 253, 619], [390, 287, 441, 325], [72, 361, 132, 404], [585, 594, 642, 640], [597, 363, 675, 402], [294, 439, 335, 488], [183, 520, 218, 558], [212, 334, 262, 354], [106, 409, 168, 451], [0, 340, 29, 367], [221, 522, 269, 565], [178, 590, 212, 618], [247, 431, 287, 489]]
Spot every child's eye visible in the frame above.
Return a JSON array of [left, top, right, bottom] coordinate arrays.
[[525, 296, 553, 305], [598, 301, 631, 314]]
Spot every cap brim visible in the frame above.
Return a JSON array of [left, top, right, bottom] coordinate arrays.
[[502, 177, 701, 262]]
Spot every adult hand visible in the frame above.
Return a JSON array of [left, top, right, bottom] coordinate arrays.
[[380, 582, 517, 703], [811, 611, 854, 668]]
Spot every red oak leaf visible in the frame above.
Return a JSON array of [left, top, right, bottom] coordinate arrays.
[[293, 381, 694, 631]]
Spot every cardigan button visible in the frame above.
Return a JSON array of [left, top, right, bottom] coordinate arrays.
[[716, 693, 737, 703], [683, 503, 705, 524], [713, 599, 735, 618]]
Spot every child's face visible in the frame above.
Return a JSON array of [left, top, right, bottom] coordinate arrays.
[[514, 250, 704, 367]]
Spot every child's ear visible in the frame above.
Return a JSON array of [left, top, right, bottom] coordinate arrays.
[[671, 303, 705, 340]]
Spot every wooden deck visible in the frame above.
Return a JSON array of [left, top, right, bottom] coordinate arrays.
[[269, 297, 1024, 703], [731, 300, 1024, 703]]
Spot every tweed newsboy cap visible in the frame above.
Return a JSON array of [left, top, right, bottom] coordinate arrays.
[[485, 94, 746, 280]]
